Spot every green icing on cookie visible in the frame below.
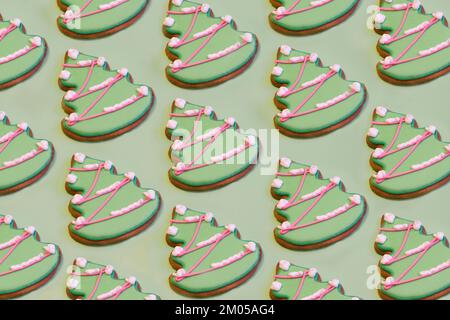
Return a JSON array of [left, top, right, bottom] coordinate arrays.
[[0, 113, 53, 193], [374, 0, 450, 82], [375, 214, 450, 300], [59, 50, 153, 140], [272, 47, 366, 136], [57, 0, 148, 37], [167, 206, 261, 296], [269, 0, 359, 33], [270, 260, 360, 300], [367, 107, 449, 197], [164, 0, 258, 86], [0, 215, 60, 298], [166, 99, 259, 189], [67, 258, 160, 300], [66, 153, 161, 243], [0, 17, 46, 88], [272, 159, 365, 248]]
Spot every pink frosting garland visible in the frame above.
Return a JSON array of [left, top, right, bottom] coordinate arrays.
[[62, 0, 130, 24], [273, 0, 334, 20]]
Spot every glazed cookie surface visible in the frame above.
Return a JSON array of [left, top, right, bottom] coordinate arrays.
[[66, 257, 160, 300], [163, 0, 258, 88], [375, 213, 449, 300], [0, 112, 53, 195], [166, 99, 259, 191], [0, 215, 61, 299], [66, 153, 161, 245], [270, 260, 360, 300], [272, 159, 366, 249], [269, 0, 360, 35], [373, 0, 450, 84], [57, 0, 148, 38], [0, 16, 46, 89], [272, 46, 366, 137], [166, 206, 261, 297], [367, 107, 449, 198], [59, 49, 154, 141]]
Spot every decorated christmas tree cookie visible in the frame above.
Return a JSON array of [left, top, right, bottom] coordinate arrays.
[[166, 99, 259, 191], [66, 153, 161, 245], [0, 214, 61, 299], [57, 0, 148, 38], [272, 46, 366, 137], [66, 257, 160, 300], [163, 0, 258, 88], [375, 213, 450, 300], [372, 0, 450, 85], [59, 49, 154, 141], [0, 16, 46, 89], [0, 112, 54, 195], [272, 158, 366, 249], [367, 107, 449, 199], [270, 260, 360, 300], [166, 205, 261, 297], [269, 0, 360, 35]]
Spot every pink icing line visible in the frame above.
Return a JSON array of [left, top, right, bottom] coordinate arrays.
[[0, 23, 17, 41], [387, 4, 413, 41], [292, 273, 308, 300], [383, 118, 405, 154], [312, 284, 335, 300], [383, 237, 441, 290], [0, 231, 31, 265], [0, 127, 24, 155], [0, 146, 46, 172], [0, 42, 40, 65], [279, 70, 337, 122], [382, 18, 440, 69], [378, 131, 431, 159], [0, 250, 52, 277], [390, 224, 413, 261], [62, 0, 129, 24], [281, 168, 310, 209], [169, 108, 206, 150], [180, 6, 201, 44], [275, 0, 333, 20], [87, 269, 105, 300], [183, 214, 208, 251]]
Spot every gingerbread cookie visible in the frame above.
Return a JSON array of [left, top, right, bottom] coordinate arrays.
[[0, 214, 61, 299], [372, 0, 450, 85], [66, 257, 160, 300], [166, 99, 259, 191], [166, 205, 261, 297], [0, 112, 54, 195], [367, 107, 449, 199], [375, 213, 449, 300], [0, 16, 46, 90], [57, 0, 148, 39], [270, 260, 360, 300], [59, 49, 154, 141], [272, 47, 366, 137], [66, 153, 161, 245], [163, 0, 258, 88], [272, 159, 366, 250], [269, 0, 360, 35]]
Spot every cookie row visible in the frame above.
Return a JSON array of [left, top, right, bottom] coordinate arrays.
[[1, 212, 448, 300], [1, 1, 449, 90]]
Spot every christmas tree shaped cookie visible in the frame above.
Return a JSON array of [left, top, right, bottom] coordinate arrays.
[[272, 46, 366, 137], [270, 260, 360, 300], [59, 49, 154, 141], [0, 214, 61, 299], [66, 257, 160, 300], [0, 112, 54, 195], [66, 153, 161, 245], [372, 0, 450, 85], [57, 0, 148, 38], [166, 99, 259, 191], [272, 158, 366, 249], [163, 0, 258, 88], [375, 213, 450, 300], [269, 0, 360, 35], [166, 205, 261, 297], [0, 16, 46, 89], [367, 107, 449, 199]]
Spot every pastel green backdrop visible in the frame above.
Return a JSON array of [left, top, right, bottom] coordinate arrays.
[[0, 0, 448, 300]]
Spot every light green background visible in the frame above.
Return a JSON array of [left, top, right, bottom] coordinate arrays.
[[0, 0, 448, 300]]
